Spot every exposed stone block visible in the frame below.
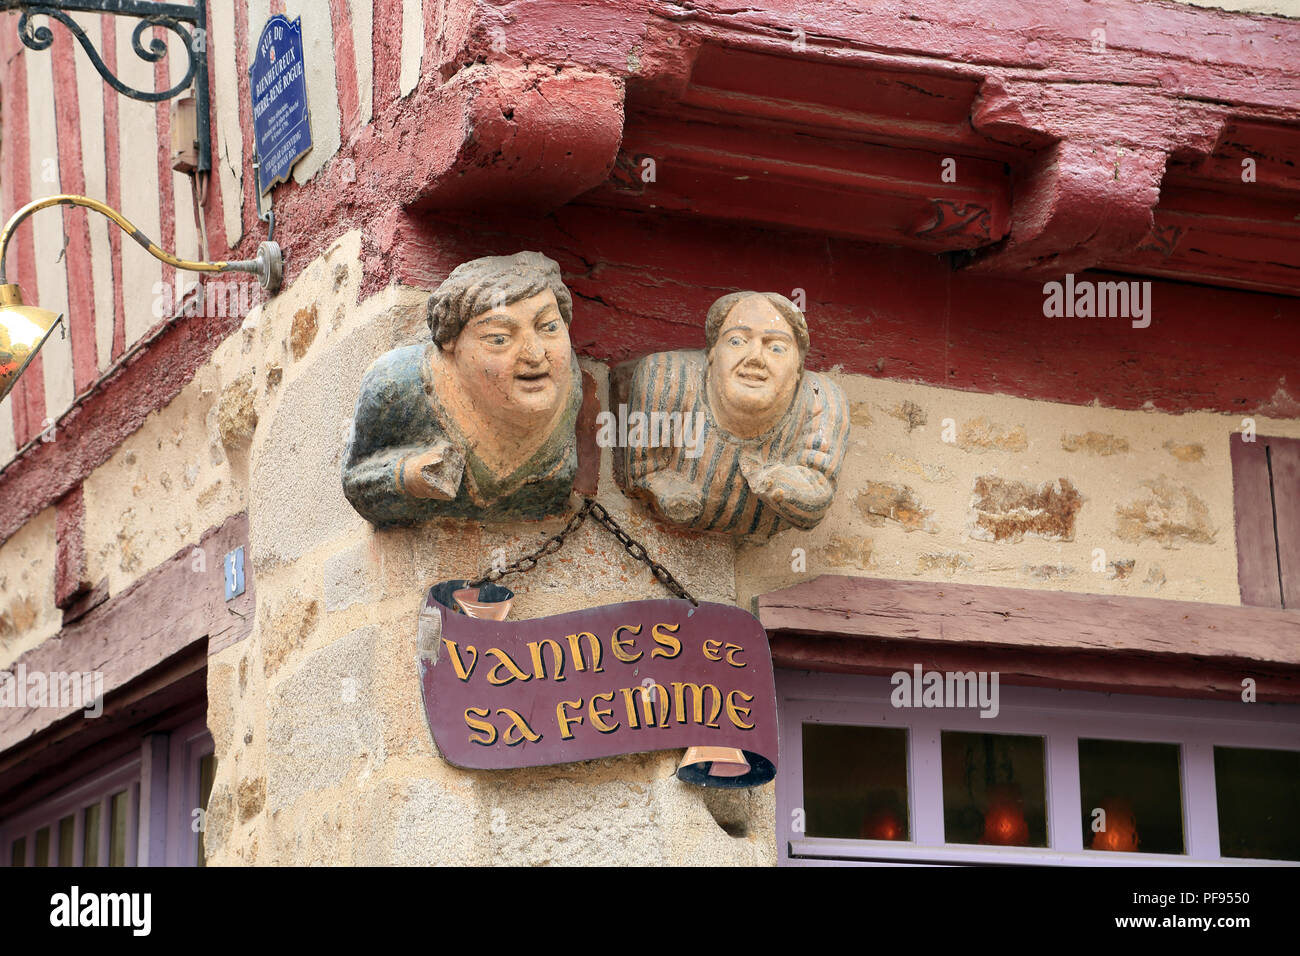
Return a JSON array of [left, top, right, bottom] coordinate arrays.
[[263, 597, 321, 678], [1022, 563, 1076, 581], [819, 533, 874, 569], [267, 626, 385, 813], [352, 779, 485, 866], [323, 543, 381, 613], [1107, 559, 1136, 580], [886, 451, 954, 483], [1062, 431, 1130, 455], [237, 776, 266, 823], [1116, 476, 1215, 546], [959, 416, 1028, 452], [217, 372, 258, 448], [887, 400, 927, 432], [917, 551, 972, 575], [969, 476, 1083, 542], [1163, 440, 1205, 463], [289, 305, 320, 360], [856, 481, 936, 533]]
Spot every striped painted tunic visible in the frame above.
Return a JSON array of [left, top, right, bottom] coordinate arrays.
[[625, 350, 850, 540]]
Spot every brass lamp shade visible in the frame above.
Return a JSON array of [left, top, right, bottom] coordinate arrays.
[[0, 284, 62, 405]]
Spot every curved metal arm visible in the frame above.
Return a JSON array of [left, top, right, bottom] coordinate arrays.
[[0, 194, 282, 292], [16, 5, 196, 102], [0, 0, 211, 174]]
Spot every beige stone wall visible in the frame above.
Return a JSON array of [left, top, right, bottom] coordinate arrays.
[[736, 377, 1300, 609], [7, 235, 1298, 864], [0, 508, 60, 670]]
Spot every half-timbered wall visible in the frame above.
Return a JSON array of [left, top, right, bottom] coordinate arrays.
[[1, 0, 1298, 866]]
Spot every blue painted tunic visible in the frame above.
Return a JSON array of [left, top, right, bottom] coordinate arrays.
[[342, 344, 583, 526]]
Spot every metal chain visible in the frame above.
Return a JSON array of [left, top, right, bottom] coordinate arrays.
[[467, 497, 699, 606]]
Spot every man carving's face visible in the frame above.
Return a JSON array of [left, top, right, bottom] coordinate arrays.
[[444, 289, 572, 421], [708, 295, 801, 436]]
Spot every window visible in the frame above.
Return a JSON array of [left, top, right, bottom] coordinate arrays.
[[777, 671, 1300, 865], [802, 724, 909, 840], [0, 718, 214, 868], [1231, 433, 1300, 608], [1214, 746, 1300, 861], [164, 718, 216, 867], [942, 731, 1047, 848], [1, 751, 141, 867]]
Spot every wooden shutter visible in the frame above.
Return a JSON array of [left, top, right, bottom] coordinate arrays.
[[1231, 434, 1300, 608]]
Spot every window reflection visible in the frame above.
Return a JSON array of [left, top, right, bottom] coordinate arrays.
[[33, 826, 49, 867], [1079, 738, 1184, 854], [108, 791, 129, 867], [802, 723, 909, 841], [1215, 746, 1300, 862], [58, 815, 75, 867], [83, 803, 101, 867], [941, 731, 1048, 847]]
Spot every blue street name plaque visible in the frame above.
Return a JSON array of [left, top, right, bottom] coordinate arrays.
[[250, 14, 312, 195]]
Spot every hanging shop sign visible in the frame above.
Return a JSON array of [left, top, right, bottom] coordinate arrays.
[[419, 585, 778, 788], [250, 14, 312, 195]]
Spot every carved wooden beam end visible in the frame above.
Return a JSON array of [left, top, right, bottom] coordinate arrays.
[[962, 78, 1229, 278], [395, 64, 626, 214]]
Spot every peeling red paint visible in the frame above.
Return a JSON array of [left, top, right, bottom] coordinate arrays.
[[329, 0, 362, 140], [1, 25, 47, 448], [100, 15, 127, 361], [50, 33, 99, 394], [54, 484, 89, 609]]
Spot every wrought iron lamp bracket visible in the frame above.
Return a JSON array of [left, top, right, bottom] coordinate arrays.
[[1, 0, 211, 173]]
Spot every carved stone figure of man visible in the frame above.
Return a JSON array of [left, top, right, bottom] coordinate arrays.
[[343, 251, 584, 525], [624, 291, 849, 540]]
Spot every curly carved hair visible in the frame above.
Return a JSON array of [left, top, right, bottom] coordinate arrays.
[[704, 291, 809, 357], [425, 251, 574, 347]]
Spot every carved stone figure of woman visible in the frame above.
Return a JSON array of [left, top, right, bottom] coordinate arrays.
[[342, 251, 584, 525], [623, 291, 849, 540]]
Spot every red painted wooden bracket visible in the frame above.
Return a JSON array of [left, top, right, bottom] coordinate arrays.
[[963, 78, 1228, 277]]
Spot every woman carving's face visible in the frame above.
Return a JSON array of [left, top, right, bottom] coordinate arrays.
[[708, 295, 801, 436], [443, 289, 572, 422]]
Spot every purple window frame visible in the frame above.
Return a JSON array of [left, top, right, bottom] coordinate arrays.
[[776, 670, 1300, 866], [0, 717, 213, 867], [165, 717, 214, 867], [0, 750, 141, 867]]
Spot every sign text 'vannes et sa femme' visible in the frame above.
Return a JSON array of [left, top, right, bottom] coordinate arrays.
[[419, 592, 778, 785]]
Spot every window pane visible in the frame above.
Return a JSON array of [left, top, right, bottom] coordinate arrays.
[[197, 753, 216, 867], [1079, 738, 1184, 854], [10, 837, 25, 867], [33, 827, 50, 867], [82, 801, 101, 868], [1215, 746, 1300, 861], [83, 804, 101, 867], [941, 731, 1047, 847], [802, 723, 909, 841], [58, 815, 75, 867], [108, 790, 129, 867]]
